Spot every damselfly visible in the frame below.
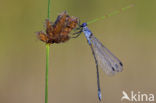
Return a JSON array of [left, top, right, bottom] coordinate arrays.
[[72, 23, 123, 101]]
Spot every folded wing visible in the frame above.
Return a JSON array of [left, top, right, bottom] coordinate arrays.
[[90, 35, 123, 75]]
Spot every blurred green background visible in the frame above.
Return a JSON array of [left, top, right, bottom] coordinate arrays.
[[0, 0, 156, 103]]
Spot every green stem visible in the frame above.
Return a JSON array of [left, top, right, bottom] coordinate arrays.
[[47, 0, 51, 18], [45, 0, 51, 102], [45, 44, 50, 103]]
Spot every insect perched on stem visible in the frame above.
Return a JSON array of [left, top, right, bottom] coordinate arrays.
[[72, 22, 123, 101], [37, 11, 79, 44]]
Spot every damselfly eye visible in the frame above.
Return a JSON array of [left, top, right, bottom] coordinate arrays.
[[81, 23, 87, 27]]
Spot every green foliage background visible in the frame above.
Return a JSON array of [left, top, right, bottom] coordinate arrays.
[[0, 0, 156, 103]]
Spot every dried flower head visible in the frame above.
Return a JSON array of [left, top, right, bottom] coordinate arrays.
[[37, 11, 79, 44]]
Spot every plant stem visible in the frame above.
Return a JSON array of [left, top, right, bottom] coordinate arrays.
[[45, 44, 50, 103], [45, 0, 50, 103], [47, 0, 51, 18]]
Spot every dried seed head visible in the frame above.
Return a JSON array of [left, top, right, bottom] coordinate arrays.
[[37, 11, 79, 44]]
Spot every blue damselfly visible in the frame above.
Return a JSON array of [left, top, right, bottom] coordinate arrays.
[[72, 23, 123, 101]]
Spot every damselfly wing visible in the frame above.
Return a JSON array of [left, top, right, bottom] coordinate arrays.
[[90, 35, 123, 75]]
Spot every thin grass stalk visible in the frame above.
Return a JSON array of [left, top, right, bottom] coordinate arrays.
[[45, 0, 51, 103], [45, 44, 50, 103]]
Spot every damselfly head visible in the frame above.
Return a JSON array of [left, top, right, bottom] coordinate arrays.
[[37, 11, 79, 44], [81, 22, 87, 27]]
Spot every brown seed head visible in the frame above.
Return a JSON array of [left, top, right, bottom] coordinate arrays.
[[37, 11, 79, 44]]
